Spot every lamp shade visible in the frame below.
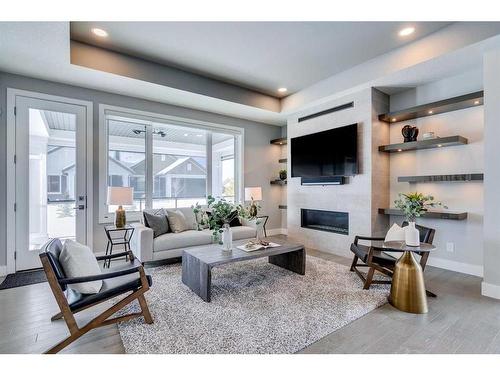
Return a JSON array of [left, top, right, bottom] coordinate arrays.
[[245, 187, 262, 201], [107, 187, 134, 206]]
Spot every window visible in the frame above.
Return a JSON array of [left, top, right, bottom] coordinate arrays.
[[99, 106, 243, 222], [47, 175, 61, 193]]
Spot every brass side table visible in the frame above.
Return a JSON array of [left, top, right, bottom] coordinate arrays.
[[382, 241, 436, 314], [103, 224, 135, 268]]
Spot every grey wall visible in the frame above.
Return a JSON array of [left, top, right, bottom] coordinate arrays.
[[0, 72, 281, 265], [388, 69, 484, 276]]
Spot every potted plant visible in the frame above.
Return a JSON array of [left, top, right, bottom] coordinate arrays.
[[394, 192, 446, 246], [279, 169, 287, 181]]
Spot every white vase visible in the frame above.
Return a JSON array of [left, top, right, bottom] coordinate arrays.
[[221, 223, 233, 253], [405, 221, 420, 247]]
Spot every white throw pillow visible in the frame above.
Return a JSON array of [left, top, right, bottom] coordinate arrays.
[[384, 223, 406, 242], [59, 240, 103, 294], [384, 223, 406, 259], [166, 209, 189, 233]]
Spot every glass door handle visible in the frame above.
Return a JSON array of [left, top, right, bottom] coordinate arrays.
[[73, 204, 85, 210]]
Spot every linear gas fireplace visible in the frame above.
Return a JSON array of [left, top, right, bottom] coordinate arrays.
[[301, 209, 348, 235]]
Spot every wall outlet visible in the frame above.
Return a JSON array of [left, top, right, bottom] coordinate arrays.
[[446, 242, 455, 253]]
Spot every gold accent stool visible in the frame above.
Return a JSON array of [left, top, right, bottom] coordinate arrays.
[[390, 251, 428, 314]]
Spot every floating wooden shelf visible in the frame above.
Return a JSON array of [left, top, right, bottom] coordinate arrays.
[[398, 173, 484, 183], [378, 208, 468, 220], [270, 180, 287, 185], [279, 158, 288, 163], [379, 91, 483, 123], [378, 135, 468, 153], [270, 138, 287, 145], [279, 205, 287, 209]]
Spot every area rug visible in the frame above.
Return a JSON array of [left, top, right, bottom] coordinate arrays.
[[0, 269, 46, 290], [117, 255, 389, 354]]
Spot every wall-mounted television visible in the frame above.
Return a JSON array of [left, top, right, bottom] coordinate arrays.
[[291, 123, 358, 178]]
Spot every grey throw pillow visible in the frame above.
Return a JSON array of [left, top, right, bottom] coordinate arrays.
[[143, 211, 169, 238]]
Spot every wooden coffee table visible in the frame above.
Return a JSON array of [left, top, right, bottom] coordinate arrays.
[[181, 238, 305, 302]]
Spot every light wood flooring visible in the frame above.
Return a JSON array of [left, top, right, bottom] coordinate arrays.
[[1, 247, 499, 354]]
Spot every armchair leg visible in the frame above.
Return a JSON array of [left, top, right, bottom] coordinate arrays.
[[363, 266, 375, 290], [137, 294, 153, 324], [350, 255, 358, 272]]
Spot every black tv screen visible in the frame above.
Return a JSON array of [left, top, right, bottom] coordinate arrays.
[[291, 123, 358, 178]]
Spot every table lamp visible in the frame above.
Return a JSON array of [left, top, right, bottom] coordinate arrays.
[[107, 187, 134, 227], [244, 187, 262, 217]]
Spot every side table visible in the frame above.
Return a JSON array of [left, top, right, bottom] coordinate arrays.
[[103, 224, 135, 268]]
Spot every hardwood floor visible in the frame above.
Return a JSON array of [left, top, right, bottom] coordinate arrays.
[[1, 247, 499, 354]]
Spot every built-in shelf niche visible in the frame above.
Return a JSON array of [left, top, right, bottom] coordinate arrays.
[[379, 135, 468, 153], [398, 173, 484, 183], [378, 208, 467, 220], [270, 137, 287, 145], [270, 180, 287, 186], [379, 91, 483, 123]]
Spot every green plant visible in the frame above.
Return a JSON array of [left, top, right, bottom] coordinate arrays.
[[394, 192, 447, 221], [279, 169, 287, 180]]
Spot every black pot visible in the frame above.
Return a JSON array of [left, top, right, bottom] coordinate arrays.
[[279, 170, 287, 180]]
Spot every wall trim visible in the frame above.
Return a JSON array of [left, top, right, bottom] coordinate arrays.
[[426, 257, 483, 277], [0, 265, 7, 277], [481, 282, 500, 300]]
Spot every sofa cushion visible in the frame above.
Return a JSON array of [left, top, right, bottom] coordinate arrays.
[[153, 230, 213, 252], [231, 226, 257, 240], [143, 210, 169, 238]]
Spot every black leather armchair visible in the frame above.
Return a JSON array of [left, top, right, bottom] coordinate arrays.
[[40, 238, 153, 354], [349, 222, 435, 290]]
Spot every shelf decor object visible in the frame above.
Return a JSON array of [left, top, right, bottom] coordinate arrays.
[[379, 91, 483, 123], [279, 158, 288, 163], [270, 137, 287, 145], [270, 180, 287, 186], [278, 205, 287, 209], [378, 208, 467, 220], [398, 173, 484, 183], [378, 135, 468, 153]]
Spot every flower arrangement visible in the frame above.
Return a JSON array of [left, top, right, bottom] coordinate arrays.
[[394, 192, 447, 222]]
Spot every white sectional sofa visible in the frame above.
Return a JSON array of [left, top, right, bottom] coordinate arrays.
[[130, 207, 259, 262]]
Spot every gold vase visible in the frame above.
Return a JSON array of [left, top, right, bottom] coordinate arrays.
[[115, 205, 126, 228], [389, 251, 428, 314]]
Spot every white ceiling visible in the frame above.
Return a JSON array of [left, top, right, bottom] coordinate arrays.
[[70, 22, 451, 96]]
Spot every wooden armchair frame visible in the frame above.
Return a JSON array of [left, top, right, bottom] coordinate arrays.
[[40, 241, 153, 354]]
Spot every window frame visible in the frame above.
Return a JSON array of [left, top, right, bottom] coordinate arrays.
[[98, 104, 244, 223]]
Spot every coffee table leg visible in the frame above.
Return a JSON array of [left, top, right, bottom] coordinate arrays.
[[182, 253, 212, 302], [269, 248, 306, 275]]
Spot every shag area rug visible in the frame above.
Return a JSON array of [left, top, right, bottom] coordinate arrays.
[[117, 255, 389, 354]]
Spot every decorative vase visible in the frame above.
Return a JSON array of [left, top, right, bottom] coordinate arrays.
[[221, 223, 233, 253], [401, 125, 419, 143], [279, 170, 287, 180], [405, 221, 420, 247]]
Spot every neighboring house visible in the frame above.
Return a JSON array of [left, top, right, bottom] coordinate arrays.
[[47, 147, 207, 202]]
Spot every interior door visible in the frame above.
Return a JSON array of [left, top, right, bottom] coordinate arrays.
[[15, 96, 88, 271]]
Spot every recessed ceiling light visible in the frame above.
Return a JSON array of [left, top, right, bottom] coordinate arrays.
[[399, 27, 415, 37], [91, 28, 108, 38], [196, 134, 203, 137], [278, 88, 287, 93], [183, 133, 189, 137]]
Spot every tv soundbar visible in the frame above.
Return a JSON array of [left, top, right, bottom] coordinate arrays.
[[301, 176, 345, 185]]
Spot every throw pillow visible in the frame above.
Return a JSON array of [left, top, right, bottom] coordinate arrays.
[[384, 223, 406, 259], [229, 214, 242, 227], [143, 211, 169, 238], [59, 239, 102, 294], [166, 209, 189, 233]]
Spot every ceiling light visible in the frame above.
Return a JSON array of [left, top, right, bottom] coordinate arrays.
[[183, 133, 189, 137], [278, 88, 287, 93], [399, 27, 415, 37], [196, 134, 203, 137], [91, 28, 108, 38]]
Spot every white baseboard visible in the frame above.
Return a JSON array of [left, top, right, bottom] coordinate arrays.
[[426, 257, 483, 277], [481, 282, 500, 300], [0, 265, 7, 277], [267, 228, 287, 236]]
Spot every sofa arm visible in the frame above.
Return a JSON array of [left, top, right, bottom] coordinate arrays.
[[130, 223, 154, 262]]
